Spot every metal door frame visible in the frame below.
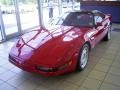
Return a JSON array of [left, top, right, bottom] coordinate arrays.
[[0, 6, 6, 41]]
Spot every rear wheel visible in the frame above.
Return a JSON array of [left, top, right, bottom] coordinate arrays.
[[77, 44, 89, 71]]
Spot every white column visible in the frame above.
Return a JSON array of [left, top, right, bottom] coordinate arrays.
[[58, 0, 62, 15], [72, 0, 75, 10], [14, 0, 22, 35], [0, 6, 6, 40], [37, 0, 44, 27]]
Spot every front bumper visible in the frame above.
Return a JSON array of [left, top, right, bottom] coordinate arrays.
[[9, 55, 76, 76]]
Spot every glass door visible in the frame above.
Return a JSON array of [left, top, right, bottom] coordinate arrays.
[[18, 0, 39, 31], [42, 0, 60, 25], [0, 0, 19, 38]]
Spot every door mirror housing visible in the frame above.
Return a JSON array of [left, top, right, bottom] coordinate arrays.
[[95, 22, 102, 29], [96, 22, 102, 26]]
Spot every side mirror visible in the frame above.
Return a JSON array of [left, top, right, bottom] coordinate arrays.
[[95, 22, 102, 29], [96, 22, 102, 26]]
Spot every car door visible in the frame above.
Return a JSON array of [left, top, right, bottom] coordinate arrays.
[[94, 15, 106, 44]]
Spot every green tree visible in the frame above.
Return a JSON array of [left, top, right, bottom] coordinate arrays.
[[0, 0, 13, 5], [0, 0, 36, 5], [19, 0, 36, 4], [29, 0, 37, 4]]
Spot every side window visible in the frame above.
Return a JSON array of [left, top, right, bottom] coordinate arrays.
[[94, 15, 103, 25]]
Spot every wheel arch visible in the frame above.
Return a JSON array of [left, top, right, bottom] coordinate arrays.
[[84, 41, 91, 51], [76, 41, 91, 71]]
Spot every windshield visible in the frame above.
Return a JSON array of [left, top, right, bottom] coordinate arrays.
[[56, 12, 94, 27]]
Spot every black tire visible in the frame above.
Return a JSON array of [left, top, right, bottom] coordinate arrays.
[[77, 43, 89, 71], [103, 24, 112, 41]]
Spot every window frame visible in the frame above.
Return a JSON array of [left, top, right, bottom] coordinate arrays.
[[93, 12, 105, 26]]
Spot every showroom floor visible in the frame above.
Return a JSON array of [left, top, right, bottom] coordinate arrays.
[[0, 24, 120, 90]]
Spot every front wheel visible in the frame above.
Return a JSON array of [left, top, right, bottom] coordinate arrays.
[[77, 44, 89, 71]]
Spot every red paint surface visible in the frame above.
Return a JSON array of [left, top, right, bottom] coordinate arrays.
[[9, 14, 111, 76]]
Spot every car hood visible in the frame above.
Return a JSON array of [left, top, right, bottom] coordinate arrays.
[[10, 25, 91, 67]]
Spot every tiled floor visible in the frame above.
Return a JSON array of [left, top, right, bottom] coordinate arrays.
[[0, 24, 120, 90]]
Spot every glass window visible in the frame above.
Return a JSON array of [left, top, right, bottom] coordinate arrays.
[[18, 0, 39, 31], [94, 15, 103, 25], [0, 1, 18, 36], [57, 12, 94, 27]]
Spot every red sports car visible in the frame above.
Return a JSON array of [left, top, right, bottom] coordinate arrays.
[[9, 10, 112, 76]]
